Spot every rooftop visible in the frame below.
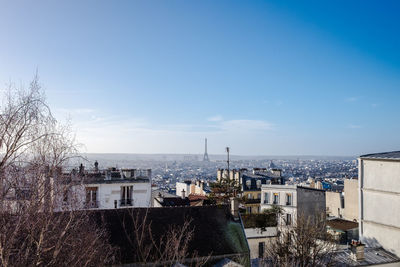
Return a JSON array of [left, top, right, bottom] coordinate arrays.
[[90, 205, 250, 264], [333, 247, 400, 266], [360, 151, 400, 160]]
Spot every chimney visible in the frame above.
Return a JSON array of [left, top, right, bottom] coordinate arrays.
[[181, 189, 186, 199], [79, 163, 84, 175], [94, 161, 99, 172], [350, 240, 365, 261], [230, 197, 239, 217]]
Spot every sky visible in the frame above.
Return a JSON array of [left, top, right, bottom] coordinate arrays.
[[1, 0, 400, 156]]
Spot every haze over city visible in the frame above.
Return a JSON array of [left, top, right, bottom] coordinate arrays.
[[1, 0, 400, 156]]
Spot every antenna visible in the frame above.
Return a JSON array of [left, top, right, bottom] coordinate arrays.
[[226, 147, 230, 172]]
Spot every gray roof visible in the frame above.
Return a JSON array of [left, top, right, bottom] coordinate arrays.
[[151, 189, 178, 198], [333, 247, 400, 266], [360, 151, 400, 160]]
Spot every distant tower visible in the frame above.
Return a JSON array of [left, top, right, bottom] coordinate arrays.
[[203, 138, 210, 162]]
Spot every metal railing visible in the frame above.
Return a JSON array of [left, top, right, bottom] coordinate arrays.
[[85, 201, 99, 208], [119, 199, 133, 206]]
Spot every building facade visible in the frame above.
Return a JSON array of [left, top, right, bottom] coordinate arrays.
[[60, 167, 153, 210], [176, 180, 209, 198], [344, 178, 359, 222], [359, 151, 400, 257], [260, 185, 325, 226]]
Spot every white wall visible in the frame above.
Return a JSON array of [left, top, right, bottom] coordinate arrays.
[[176, 182, 190, 198], [87, 182, 151, 209], [360, 159, 400, 257], [260, 185, 297, 226], [344, 179, 358, 222]]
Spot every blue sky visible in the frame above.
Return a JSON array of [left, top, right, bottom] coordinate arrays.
[[1, 0, 400, 156]]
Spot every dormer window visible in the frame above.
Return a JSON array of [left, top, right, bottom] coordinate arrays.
[[256, 180, 262, 189], [246, 180, 251, 188]]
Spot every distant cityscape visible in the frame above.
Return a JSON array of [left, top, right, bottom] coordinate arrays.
[[77, 152, 358, 194]]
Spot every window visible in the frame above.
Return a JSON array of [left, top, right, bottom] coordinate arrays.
[[63, 188, 69, 203], [247, 193, 253, 199], [246, 180, 251, 188], [264, 192, 269, 204], [86, 187, 98, 208], [340, 195, 345, 209], [258, 242, 265, 258], [257, 193, 261, 199], [273, 193, 279, 204], [246, 206, 252, 214], [286, 213, 292, 225], [286, 193, 292, 206], [256, 180, 262, 189], [121, 186, 133, 206]]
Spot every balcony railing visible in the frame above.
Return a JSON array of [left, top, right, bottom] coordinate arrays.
[[85, 201, 99, 209], [119, 199, 133, 207], [245, 198, 261, 204]]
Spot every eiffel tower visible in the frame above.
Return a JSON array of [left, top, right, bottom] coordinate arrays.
[[203, 138, 210, 162]]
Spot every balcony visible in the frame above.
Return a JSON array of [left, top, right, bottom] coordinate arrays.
[[273, 201, 279, 205], [119, 199, 133, 207], [245, 198, 261, 204]]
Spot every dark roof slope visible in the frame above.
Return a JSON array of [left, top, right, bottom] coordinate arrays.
[[91, 205, 249, 264], [360, 151, 400, 160]]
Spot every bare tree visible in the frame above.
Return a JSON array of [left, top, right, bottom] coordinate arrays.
[[119, 208, 210, 266], [263, 213, 337, 267], [0, 75, 114, 266]]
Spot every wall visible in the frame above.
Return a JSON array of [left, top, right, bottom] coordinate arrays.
[[297, 187, 326, 221], [326, 191, 343, 218], [360, 159, 400, 257], [344, 179, 358, 221], [91, 182, 151, 209], [176, 182, 190, 198], [260, 185, 297, 225], [245, 227, 277, 259]]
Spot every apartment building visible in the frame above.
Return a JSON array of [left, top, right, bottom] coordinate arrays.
[[260, 185, 325, 226], [242, 169, 284, 214], [359, 151, 400, 257], [82, 167, 152, 209]]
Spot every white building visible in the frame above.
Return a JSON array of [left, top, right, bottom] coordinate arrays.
[[260, 184, 325, 226], [359, 151, 400, 257], [82, 167, 152, 209], [176, 180, 209, 198]]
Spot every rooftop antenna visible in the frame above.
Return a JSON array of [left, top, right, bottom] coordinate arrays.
[[226, 147, 230, 172]]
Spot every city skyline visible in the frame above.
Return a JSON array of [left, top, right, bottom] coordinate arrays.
[[1, 1, 400, 156]]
